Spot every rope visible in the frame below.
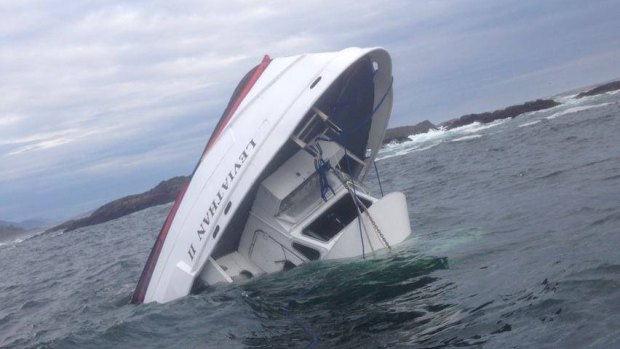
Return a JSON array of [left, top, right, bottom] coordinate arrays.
[[307, 78, 394, 255], [356, 195, 390, 250], [332, 164, 391, 250], [309, 142, 335, 202], [373, 160, 384, 197], [343, 147, 366, 258]]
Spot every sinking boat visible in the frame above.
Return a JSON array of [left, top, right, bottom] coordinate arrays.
[[132, 47, 412, 304]]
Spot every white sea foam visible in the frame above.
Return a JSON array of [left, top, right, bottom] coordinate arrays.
[[451, 134, 483, 142], [557, 90, 615, 107], [555, 93, 580, 105], [0, 230, 49, 248], [379, 129, 446, 153], [375, 153, 400, 161], [377, 90, 620, 160], [23, 230, 47, 241], [448, 122, 485, 134], [377, 119, 510, 161], [546, 102, 611, 120], [406, 128, 448, 143], [377, 142, 441, 161], [411, 144, 441, 153], [519, 120, 542, 128], [397, 143, 440, 156], [450, 119, 509, 134], [520, 106, 560, 118], [47, 230, 64, 238], [605, 89, 620, 96]]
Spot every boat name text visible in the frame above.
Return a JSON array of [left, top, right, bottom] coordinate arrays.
[[188, 138, 257, 262]]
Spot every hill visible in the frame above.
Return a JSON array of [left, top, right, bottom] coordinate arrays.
[[0, 225, 27, 242], [47, 176, 188, 233], [576, 80, 620, 98]]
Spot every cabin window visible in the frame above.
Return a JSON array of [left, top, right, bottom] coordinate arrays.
[[302, 194, 372, 242], [278, 172, 322, 217], [292, 243, 321, 261]]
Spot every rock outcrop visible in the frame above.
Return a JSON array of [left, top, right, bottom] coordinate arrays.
[[439, 99, 560, 130], [576, 80, 620, 98], [0, 225, 26, 242], [383, 120, 438, 144], [47, 176, 188, 233]]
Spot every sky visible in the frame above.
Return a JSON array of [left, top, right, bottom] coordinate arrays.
[[1, 0, 619, 222]]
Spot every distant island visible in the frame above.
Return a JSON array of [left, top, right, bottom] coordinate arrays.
[[46, 176, 188, 233], [0, 224, 27, 242], [38, 79, 620, 232], [576, 80, 620, 98], [439, 99, 560, 131], [383, 120, 438, 144], [0, 219, 50, 242]]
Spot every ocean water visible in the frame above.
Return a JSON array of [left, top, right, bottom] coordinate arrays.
[[1, 90, 619, 348]]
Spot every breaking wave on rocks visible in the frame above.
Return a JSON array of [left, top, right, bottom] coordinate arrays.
[[379, 90, 617, 162]]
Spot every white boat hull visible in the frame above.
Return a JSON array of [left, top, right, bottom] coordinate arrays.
[[133, 47, 411, 304]]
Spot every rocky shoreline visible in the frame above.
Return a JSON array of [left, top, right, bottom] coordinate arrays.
[[0, 225, 27, 242], [382, 79, 619, 145], [0, 219, 49, 241], [381, 98, 560, 145], [382, 120, 438, 144], [438, 99, 560, 131]]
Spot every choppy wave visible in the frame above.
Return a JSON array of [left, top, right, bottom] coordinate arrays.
[[377, 119, 507, 161], [458, 119, 509, 133], [554, 93, 580, 104], [377, 143, 441, 161], [554, 87, 620, 106], [451, 134, 483, 142], [546, 102, 611, 120], [378, 96, 616, 162], [0, 230, 59, 252], [519, 120, 542, 128], [0, 237, 24, 248]]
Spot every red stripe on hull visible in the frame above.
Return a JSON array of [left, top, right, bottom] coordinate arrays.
[[204, 55, 272, 155], [132, 55, 271, 304]]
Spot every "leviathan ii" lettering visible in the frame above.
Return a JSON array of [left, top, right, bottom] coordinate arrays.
[[187, 138, 257, 261]]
